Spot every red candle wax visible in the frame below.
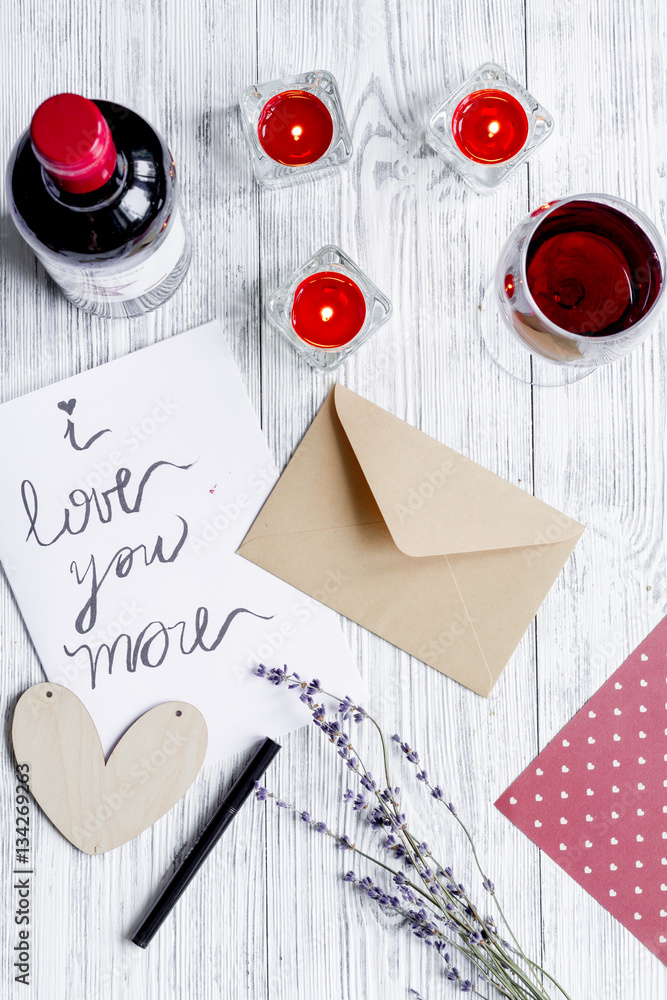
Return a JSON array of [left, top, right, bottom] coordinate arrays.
[[257, 90, 334, 166], [451, 89, 529, 164], [291, 271, 366, 348]]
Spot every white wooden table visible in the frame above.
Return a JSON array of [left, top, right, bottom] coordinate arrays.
[[1, 1, 665, 998]]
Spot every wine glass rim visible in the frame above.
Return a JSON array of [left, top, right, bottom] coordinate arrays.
[[517, 192, 667, 344]]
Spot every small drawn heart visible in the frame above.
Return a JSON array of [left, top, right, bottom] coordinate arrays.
[[584, 866, 592, 874], [586, 814, 594, 822], [534, 820, 542, 828], [561, 791, 568, 799], [612, 812, 619, 819], [662, 884, 667, 891], [634, 913, 641, 920], [536, 768, 543, 775], [609, 889, 617, 897], [560, 817, 567, 825], [559, 843, 567, 851], [562, 740, 570, 747], [614, 734, 621, 741], [615, 682, 623, 689], [641, 654, 648, 661], [640, 705, 647, 712], [639, 731, 647, 738], [12, 683, 207, 854], [662, 910, 667, 917], [639, 757, 646, 764], [585, 840, 592, 848], [562, 765, 569, 773], [638, 783, 645, 790], [638, 809, 645, 816], [610, 863, 618, 870], [661, 936, 667, 944], [637, 861, 644, 868], [612, 786, 619, 793], [587, 788, 594, 796], [535, 794, 543, 801], [613, 760, 620, 767], [614, 708, 622, 715], [635, 887, 642, 894], [57, 398, 76, 415], [637, 835, 644, 842], [640, 677, 648, 684], [509, 797, 517, 804], [589, 711, 596, 718], [588, 737, 595, 744], [611, 837, 618, 845], [663, 858, 667, 864], [587, 763, 595, 770]]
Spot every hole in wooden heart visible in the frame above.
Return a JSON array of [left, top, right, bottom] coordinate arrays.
[[176, 710, 182, 717], [46, 691, 53, 698]]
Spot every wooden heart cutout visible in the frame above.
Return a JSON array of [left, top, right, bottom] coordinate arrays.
[[12, 683, 208, 855]]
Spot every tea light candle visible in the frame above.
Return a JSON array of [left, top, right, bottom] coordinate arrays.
[[291, 271, 366, 349], [257, 90, 334, 166], [451, 89, 529, 164]]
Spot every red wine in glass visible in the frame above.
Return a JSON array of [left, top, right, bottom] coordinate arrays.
[[525, 201, 662, 336]]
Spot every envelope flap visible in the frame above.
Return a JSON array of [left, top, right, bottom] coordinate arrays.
[[333, 385, 584, 557]]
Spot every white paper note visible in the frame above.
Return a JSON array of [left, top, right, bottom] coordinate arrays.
[[0, 322, 365, 762]]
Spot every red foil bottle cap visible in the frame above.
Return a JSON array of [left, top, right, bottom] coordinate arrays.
[[30, 93, 118, 193]]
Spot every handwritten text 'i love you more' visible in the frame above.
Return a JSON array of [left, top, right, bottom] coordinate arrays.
[[20, 402, 273, 689]]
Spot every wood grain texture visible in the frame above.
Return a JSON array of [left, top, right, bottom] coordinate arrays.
[[12, 685, 208, 855], [0, 0, 665, 998]]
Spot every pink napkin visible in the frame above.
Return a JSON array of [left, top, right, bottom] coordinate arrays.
[[496, 616, 667, 964]]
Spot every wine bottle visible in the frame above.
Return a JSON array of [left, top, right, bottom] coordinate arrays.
[[6, 93, 191, 318]]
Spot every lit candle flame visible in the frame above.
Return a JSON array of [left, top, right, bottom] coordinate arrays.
[[320, 307, 334, 322], [291, 125, 303, 138], [487, 120, 500, 137]]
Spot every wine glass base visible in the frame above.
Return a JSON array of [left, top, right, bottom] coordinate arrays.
[[479, 283, 597, 387]]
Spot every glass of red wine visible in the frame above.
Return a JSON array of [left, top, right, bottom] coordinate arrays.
[[480, 194, 665, 386]]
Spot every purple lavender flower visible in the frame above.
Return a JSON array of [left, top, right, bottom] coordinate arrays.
[[343, 871, 356, 882], [338, 695, 355, 719], [360, 773, 377, 792], [254, 783, 268, 802]]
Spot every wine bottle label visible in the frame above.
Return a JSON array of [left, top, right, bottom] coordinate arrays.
[[35, 208, 188, 303]]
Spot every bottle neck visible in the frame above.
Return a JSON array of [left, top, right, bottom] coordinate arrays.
[[30, 93, 120, 196], [41, 150, 128, 212]]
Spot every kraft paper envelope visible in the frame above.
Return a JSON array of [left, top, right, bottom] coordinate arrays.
[[238, 385, 585, 695]]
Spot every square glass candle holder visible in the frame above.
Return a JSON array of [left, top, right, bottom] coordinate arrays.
[[266, 245, 392, 371], [240, 71, 353, 187], [426, 62, 553, 194]]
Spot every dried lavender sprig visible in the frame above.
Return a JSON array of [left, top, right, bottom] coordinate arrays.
[[345, 872, 513, 1000], [394, 736, 562, 1000], [256, 669, 547, 1000], [256, 784, 521, 997], [254, 666, 569, 1000], [316, 689, 559, 1000], [305, 689, 546, 999]]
